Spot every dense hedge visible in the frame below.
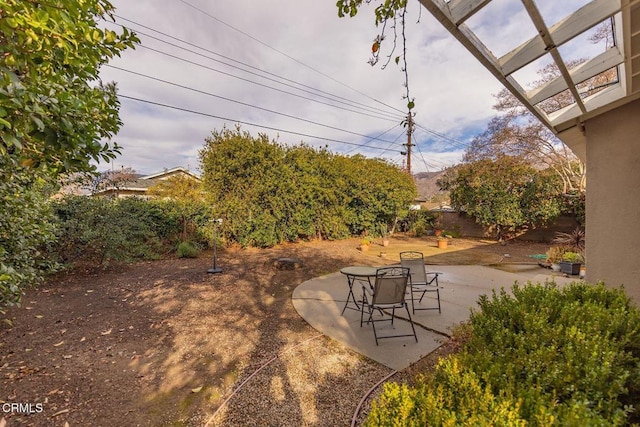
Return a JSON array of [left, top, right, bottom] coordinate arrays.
[[366, 282, 640, 426], [48, 196, 208, 266], [0, 173, 58, 306], [200, 127, 417, 247]]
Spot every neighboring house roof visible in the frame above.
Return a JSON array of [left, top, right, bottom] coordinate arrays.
[[140, 166, 201, 182], [92, 167, 200, 198]]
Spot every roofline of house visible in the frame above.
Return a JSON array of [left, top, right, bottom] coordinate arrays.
[[141, 166, 200, 181], [93, 187, 149, 195]]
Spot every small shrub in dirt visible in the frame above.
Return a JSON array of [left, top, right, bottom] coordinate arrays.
[[366, 282, 640, 426], [397, 210, 437, 236], [176, 241, 199, 258]]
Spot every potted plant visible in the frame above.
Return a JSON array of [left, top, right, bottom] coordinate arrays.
[[360, 237, 372, 252], [380, 224, 390, 247], [545, 246, 567, 272], [560, 252, 583, 275], [437, 235, 449, 249], [579, 265, 586, 279]]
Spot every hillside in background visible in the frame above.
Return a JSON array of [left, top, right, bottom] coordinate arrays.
[[414, 171, 447, 200]]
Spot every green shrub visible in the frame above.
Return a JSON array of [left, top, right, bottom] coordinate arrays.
[[49, 196, 182, 266], [0, 173, 59, 306], [562, 251, 583, 263], [176, 241, 199, 258], [200, 128, 416, 247], [398, 210, 437, 236], [366, 282, 640, 426], [464, 282, 639, 424], [545, 245, 569, 263], [366, 357, 527, 426]]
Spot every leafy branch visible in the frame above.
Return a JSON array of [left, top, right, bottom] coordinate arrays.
[[337, 0, 415, 111]]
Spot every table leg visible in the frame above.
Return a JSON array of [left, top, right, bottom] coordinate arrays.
[[341, 275, 361, 315]]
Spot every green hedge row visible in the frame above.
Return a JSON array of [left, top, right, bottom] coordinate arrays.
[[366, 282, 640, 426], [49, 196, 209, 266], [200, 127, 417, 247]]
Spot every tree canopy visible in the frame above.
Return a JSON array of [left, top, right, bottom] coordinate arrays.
[[439, 156, 563, 240], [0, 0, 138, 174], [199, 127, 416, 247]]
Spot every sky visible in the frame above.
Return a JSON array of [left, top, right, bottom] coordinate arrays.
[[98, 0, 601, 175]]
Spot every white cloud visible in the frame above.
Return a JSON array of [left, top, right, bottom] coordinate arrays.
[[101, 0, 586, 174]]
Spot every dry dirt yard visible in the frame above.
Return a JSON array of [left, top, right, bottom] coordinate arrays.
[[0, 236, 550, 426]]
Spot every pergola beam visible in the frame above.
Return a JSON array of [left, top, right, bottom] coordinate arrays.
[[418, 0, 554, 130], [448, 0, 491, 25], [528, 47, 624, 105], [418, 0, 636, 145], [499, 0, 621, 76], [521, 0, 587, 113]]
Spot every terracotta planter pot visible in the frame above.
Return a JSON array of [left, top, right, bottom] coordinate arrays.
[[382, 239, 389, 247], [437, 239, 448, 249], [360, 244, 370, 252]]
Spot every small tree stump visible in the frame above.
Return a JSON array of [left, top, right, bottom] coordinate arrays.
[[273, 257, 302, 270]]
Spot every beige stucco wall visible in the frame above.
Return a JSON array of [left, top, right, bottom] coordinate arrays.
[[584, 98, 640, 302]]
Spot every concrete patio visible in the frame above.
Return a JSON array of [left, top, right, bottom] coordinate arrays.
[[292, 264, 578, 370]]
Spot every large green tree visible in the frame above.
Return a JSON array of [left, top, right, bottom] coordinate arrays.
[[199, 127, 416, 247], [438, 156, 563, 240], [0, 0, 137, 306], [0, 0, 138, 173]]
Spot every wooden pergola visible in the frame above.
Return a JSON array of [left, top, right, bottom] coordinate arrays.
[[418, 0, 640, 161]]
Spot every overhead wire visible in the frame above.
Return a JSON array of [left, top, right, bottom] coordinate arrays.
[[413, 122, 471, 150], [410, 124, 467, 169], [105, 3, 473, 165], [389, 154, 405, 168], [377, 128, 407, 157], [414, 143, 451, 172], [128, 43, 401, 123], [106, 65, 403, 146], [117, 94, 406, 153], [343, 123, 403, 155], [112, 14, 406, 121], [108, 22, 404, 122], [176, 0, 407, 116]]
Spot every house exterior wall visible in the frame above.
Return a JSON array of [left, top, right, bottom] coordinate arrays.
[[584, 98, 640, 302]]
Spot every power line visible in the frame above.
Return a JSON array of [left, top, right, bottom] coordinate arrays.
[[413, 122, 471, 150], [176, 0, 407, 116], [112, 14, 406, 121], [117, 94, 406, 153], [344, 123, 403, 154], [414, 143, 451, 172], [130, 43, 400, 123], [413, 140, 456, 170], [106, 64, 403, 146], [377, 129, 407, 156]]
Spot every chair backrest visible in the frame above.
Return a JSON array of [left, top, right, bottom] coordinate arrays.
[[400, 251, 427, 285], [372, 267, 410, 305]]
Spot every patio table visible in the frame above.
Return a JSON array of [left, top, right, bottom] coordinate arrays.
[[339, 266, 378, 315]]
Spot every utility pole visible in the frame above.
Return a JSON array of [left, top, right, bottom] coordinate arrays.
[[404, 112, 414, 175]]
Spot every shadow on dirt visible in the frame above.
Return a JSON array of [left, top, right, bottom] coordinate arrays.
[[0, 237, 551, 426]]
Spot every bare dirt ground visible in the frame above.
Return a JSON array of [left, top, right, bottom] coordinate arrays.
[[0, 236, 549, 426]]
